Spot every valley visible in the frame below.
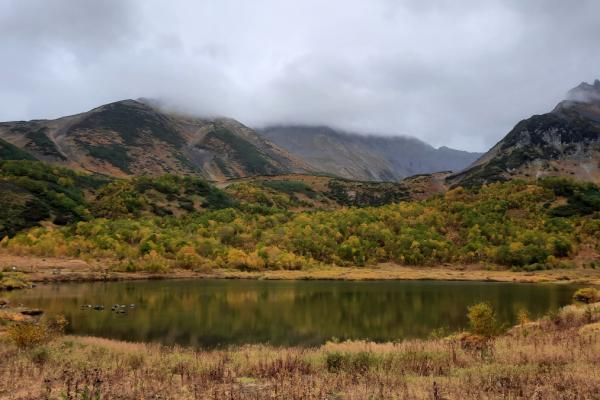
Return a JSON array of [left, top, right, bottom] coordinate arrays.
[[4, 2, 600, 398], [1, 81, 600, 289], [1, 80, 600, 399]]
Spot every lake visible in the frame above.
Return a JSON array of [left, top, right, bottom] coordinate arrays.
[[6, 279, 577, 347]]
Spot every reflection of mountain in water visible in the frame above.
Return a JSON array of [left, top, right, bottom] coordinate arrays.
[[8, 280, 575, 347]]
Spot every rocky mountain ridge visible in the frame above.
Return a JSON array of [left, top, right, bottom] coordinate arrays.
[[449, 80, 600, 187], [0, 100, 313, 180], [260, 125, 482, 181]]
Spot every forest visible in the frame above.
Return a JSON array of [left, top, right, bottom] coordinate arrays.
[[2, 160, 599, 273]]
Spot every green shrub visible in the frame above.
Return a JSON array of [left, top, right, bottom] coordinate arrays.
[[261, 180, 316, 198], [495, 243, 549, 267], [28, 345, 51, 365], [325, 352, 344, 372], [552, 237, 573, 257], [7, 323, 49, 348], [352, 351, 377, 372], [6, 315, 66, 349], [516, 308, 530, 325], [0, 138, 36, 161], [0, 273, 30, 290], [467, 302, 498, 337], [135, 251, 170, 273], [573, 288, 600, 304], [324, 351, 378, 373], [208, 128, 272, 175], [543, 178, 600, 217]]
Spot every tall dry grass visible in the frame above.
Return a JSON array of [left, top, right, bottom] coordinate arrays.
[[0, 302, 599, 399]]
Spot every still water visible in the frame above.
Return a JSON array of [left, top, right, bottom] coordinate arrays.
[[7, 279, 577, 347]]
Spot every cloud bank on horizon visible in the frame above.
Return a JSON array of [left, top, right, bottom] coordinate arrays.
[[1, 0, 599, 151]]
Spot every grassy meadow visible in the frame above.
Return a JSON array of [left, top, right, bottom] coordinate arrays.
[[1, 289, 599, 399]]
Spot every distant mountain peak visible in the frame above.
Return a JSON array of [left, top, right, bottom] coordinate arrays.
[[566, 79, 600, 104], [260, 125, 482, 181], [449, 80, 600, 187], [95, 98, 145, 109]]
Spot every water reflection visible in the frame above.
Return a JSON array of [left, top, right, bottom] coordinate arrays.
[[7, 279, 576, 347]]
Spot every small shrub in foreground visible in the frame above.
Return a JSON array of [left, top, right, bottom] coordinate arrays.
[[325, 351, 378, 373], [550, 303, 600, 327], [467, 302, 498, 337], [7, 322, 50, 349], [516, 308, 530, 325], [6, 315, 67, 349]]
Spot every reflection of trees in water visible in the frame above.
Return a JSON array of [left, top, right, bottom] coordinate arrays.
[[8, 281, 575, 347]]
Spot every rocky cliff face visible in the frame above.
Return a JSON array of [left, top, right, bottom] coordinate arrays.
[[260, 125, 482, 182], [0, 100, 313, 180], [449, 80, 600, 187], [567, 79, 600, 103]]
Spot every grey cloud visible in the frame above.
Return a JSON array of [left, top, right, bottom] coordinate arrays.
[[0, 0, 599, 151]]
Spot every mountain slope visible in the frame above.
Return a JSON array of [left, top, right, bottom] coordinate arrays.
[[219, 172, 451, 211], [0, 158, 447, 238], [260, 125, 482, 181], [0, 100, 313, 180], [449, 80, 600, 187], [0, 137, 37, 161]]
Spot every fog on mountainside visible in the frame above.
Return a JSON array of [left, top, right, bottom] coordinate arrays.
[[0, 98, 481, 182], [261, 125, 482, 181], [450, 80, 600, 187]]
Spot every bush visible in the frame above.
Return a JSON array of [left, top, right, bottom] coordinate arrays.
[[28, 345, 51, 365], [6, 323, 48, 348], [495, 243, 549, 267], [516, 308, 530, 325], [550, 303, 600, 327], [552, 237, 573, 257], [6, 315, 66, 349], [325, 352, 344, 372], [137, 250, 170, 273], [573, 288, 600, 304], [324, 351, 378, 373], [174, 246, 203, 270], [459, 333, 489, 352], [467, 302, 498, 337], [0, 273, 30, 290]]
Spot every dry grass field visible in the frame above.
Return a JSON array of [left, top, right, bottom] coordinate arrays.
[[1, 297, 599, 399], [3, 252, 600, 288]]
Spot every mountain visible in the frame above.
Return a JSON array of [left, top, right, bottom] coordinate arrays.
[[449, 80, 600, 187], [259, 125, 482, 181], [0, 100, 313, 180]]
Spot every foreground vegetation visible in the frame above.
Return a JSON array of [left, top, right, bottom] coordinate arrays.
[[1, 291, 599, 399], [1, 160, 599, 274]]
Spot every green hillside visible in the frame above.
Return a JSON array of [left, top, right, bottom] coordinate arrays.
[[0, 138, 36, 161], [2, 159, 599, 273]]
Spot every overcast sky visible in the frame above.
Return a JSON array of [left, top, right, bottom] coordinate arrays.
[[1, 0, 599, 151]]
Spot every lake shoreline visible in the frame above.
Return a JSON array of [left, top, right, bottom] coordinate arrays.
[[5, 275, 580, 349], [1, 300, 599, 398], [2, 253, 600, 288]]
